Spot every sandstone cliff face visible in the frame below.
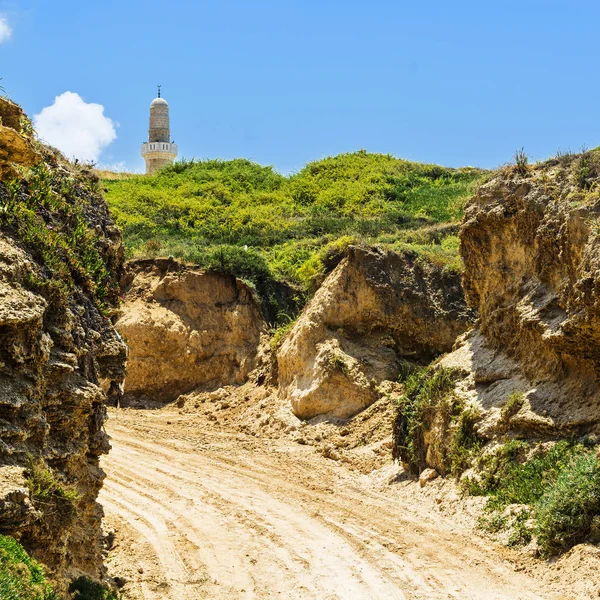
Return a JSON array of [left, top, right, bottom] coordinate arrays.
[[0, 98, 126, 592], [117, 259, 267, 403], [277, 246, 474, 419], [413, 153, 600, 473]]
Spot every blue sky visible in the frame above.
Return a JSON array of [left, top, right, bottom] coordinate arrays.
[[0, 0, 599, 173]]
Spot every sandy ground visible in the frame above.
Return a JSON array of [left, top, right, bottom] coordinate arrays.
[[98, 407, 572, 600]]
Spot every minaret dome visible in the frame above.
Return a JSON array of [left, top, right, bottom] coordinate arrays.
[[141, 86, 178, 174]]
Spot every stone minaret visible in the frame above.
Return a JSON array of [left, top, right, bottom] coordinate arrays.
[[141, 86, 178, 174]]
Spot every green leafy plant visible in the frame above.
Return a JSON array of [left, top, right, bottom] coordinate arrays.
[[466, 440, 600, 555], [500, 391, 525, 426], [103, 152, 485, 320], [26, 458, 79, 524]]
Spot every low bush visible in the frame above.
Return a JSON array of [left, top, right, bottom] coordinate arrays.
[[104, 152, 485, 317], [466, 440, 600, 555], [69, 576, 119, 600]]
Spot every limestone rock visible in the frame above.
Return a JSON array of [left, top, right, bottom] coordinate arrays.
[[117, 259, 268, 403], [415, 155, 600, 473], [277, 246, 474, 419], [0, 125, 126, 592], [419, 468, 439, 487], [0, 98, 41, 179]]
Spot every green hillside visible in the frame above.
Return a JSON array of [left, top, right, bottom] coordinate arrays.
[[104, 151, 484, 322]]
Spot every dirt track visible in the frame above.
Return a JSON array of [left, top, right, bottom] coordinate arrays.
[[99, 409, 553, 600]]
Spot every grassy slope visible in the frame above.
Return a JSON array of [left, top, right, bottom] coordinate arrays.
[[0, 534, 56, 600], [104, 151, 484, 322]]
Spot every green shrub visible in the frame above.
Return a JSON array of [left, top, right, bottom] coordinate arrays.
[[0, 534, 56, 600], [467, 440, 600, 555], [500, 392, 525, 426], [26, 458, 79, 525], [535, 451, 600, 555], [69, 576, 119, 600], [514, 147, 529, 175]]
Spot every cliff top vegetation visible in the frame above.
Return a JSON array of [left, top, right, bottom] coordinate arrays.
[[104, 151, 485, 321]]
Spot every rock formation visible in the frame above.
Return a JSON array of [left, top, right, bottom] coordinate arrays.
[[410, 152, 600, 473], [277, 246, 474, 419], [117, 259, 267, 403], [0, 98, 126, 593]]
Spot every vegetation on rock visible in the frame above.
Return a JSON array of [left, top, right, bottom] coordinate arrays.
[[0, 151, 121, 313], [104, 152, 483, 320], [467, 441, 600, 556], [392, 366, 481, 477], [0, 534, 56, 600]]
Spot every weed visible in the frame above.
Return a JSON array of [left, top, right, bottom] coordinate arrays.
[[500, 392, 525, 426], [323, 352, 351, 376], [26, 458, 79, 525], [270, 316, 297, 352], [449, 404, 482, 476], [514, 148, 529, 176], [575, 151, 597, 190], [392, 366, 468, 476]]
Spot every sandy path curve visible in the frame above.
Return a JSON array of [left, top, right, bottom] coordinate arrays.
[[99, 410, 553, 600]]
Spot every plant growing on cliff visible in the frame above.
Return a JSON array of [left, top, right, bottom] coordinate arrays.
[[26, 458, 80, 524], [513, 147, 529, 176], [0, 534, 56, 600], [466, 440, 600, 556], [0, 156, 120, 313], [500, 391, 525, 428], [69, 576, 119, 600]]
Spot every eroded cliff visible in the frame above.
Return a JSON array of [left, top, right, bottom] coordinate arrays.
[[278, 246, 474, 418], [0, 98, 126, 593], [116, 259, 267, 404]]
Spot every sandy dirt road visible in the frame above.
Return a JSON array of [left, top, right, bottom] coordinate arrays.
[[99, 409, 554, 600]]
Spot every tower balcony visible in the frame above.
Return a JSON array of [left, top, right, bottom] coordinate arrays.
[[141, 141, 178, 156]]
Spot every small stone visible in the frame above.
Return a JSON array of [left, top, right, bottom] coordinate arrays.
[[419, 468, 439, 487]]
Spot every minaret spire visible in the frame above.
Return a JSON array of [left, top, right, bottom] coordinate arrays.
[[141, 88, 177, 174]]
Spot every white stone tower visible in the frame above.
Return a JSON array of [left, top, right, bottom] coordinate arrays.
[[141, 86, 178, 174]]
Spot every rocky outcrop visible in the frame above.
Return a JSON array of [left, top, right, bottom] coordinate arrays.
[[410, 152, 600, 474], [0, 98, 40, 178], [0, 100, 126, 594], [117, 259, 268, 403], [277, 246, 474, 419]]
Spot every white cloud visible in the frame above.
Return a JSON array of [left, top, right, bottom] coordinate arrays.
[[33, 92, 117, 163], [0, 16, 12, 44]]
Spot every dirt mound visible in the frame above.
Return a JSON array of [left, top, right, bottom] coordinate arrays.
[[117, 259, 268, 404], [277, 246, 474, 419]]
